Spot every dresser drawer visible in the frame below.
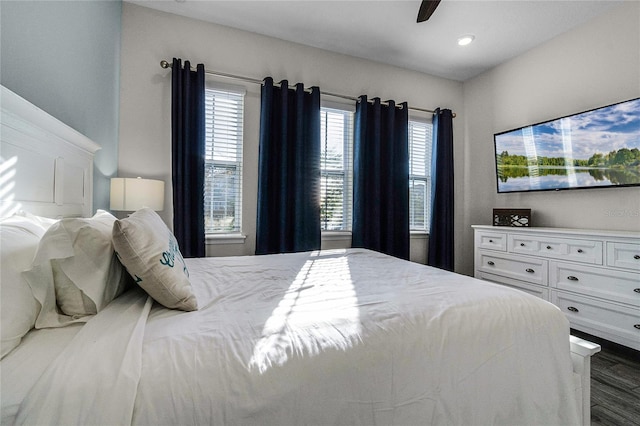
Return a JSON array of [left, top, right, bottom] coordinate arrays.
[[550, 261, 640, 307], [607, 242, 640, 271], [477, 271, 549, 300], [475, 230, 507, 251], [474, 225, 640, 350], [476, 251, 548, 286], [551, 291, 640, 350], [508, 234, 602, 265]]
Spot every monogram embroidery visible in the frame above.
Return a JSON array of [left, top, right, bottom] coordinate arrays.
[[159, 232, 189, 277], [160, 251, 175, 267]]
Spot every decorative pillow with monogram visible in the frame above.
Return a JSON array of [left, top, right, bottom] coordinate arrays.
[[112, 208, 197, 311]]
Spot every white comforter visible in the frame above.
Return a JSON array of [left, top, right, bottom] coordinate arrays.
[[14, 249, 580, 425]]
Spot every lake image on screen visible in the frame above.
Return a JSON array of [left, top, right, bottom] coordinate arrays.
[[494, 98, 640, 193]]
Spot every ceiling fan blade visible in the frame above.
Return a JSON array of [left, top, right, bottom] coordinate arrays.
[[417, 0, 441, 23]]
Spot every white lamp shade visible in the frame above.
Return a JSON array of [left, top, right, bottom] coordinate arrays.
[[110, 177, 165, 211]]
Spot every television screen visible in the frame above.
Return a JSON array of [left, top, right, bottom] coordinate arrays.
[[494, 98, 640, 193]]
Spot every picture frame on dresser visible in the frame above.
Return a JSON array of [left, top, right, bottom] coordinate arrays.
[[472, 225, 640, 351]]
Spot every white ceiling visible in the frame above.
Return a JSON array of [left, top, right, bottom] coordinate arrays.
[[128, 0, 623, 81]]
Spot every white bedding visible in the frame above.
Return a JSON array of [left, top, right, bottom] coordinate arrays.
[[9, 249, 580, 425], [1, 324, 82, 425]]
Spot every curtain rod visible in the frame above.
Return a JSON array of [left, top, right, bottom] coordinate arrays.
[[160, 60, 455, 117]]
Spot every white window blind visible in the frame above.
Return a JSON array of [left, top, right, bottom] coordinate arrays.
[[320, 107, 353, 231], [204, 87, 244, 233], [409, 119, 433, 231]]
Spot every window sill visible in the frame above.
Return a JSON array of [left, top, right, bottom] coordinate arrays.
[[322, 231, 352, 242], [321, 231, 428, 241], [410, 231, 429, 239], [204, 232, 426, 245], [205, 233, 247, 245]]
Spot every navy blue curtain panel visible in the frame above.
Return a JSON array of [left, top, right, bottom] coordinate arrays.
[[171, 58, 205, 258], [352, 96, 410, 260], [256, 77, 321, 255], [428, 108, 454, 271]]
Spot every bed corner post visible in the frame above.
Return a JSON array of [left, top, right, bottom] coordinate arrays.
[[569, 335, 601, 426]]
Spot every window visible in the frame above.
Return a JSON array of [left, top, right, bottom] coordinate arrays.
[[320, 106, 353, 231], [318, 110, 431, 233], [408, 119, 433, 231], [204, 86, 244, 233]]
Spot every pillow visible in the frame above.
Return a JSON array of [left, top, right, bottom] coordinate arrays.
[[0, 215, 48, 358], [15, 210, 59, 230], [112, 208, 197, 311], [23, 210, 131, 328]]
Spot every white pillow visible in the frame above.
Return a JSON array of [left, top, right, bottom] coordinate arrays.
[[112, 208, 197, 311], [15, 210, 59, 230], [23, 210, 131, 328], [0, 215, 47, 358]]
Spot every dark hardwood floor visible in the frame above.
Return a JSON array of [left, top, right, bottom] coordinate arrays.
[[571, 330, 640, 426]]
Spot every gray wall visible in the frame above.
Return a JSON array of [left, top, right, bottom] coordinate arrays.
[[1, 0, 122, 212], [118, 3, 464, 262], [4, 1, 637, 273], [460, 1, 640, 275]]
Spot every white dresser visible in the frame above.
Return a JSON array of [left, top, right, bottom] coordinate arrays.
[[473, 225, 640, 350]]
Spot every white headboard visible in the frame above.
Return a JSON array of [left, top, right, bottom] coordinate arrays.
[[0, 85, 100, 219]]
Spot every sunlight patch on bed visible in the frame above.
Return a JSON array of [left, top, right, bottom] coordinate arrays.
[[0, 155, 20, 218], [249, 252, 361, 374]]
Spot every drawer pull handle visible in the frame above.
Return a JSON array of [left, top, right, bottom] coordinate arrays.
[[525, 268, 535, 273], [635, 324, 640, 330], [567, 276, 579, 281], [577, 249, 584, 253], [634, 288, 640, 293], [520, 243, 525, 247], [635, 255, 640, 260], [567, 306, 579, 313], [546, 245, 552, 250], [489, 239, 493, 243], [487, 261, 495, 266]]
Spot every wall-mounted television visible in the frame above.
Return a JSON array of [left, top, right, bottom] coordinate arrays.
[[494, 98, 640, 193]]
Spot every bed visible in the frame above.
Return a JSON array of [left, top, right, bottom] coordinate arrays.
[[1, 85, 600, 425]]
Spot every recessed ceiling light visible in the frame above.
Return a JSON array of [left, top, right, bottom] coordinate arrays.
[[457, 35, 475, 46]]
